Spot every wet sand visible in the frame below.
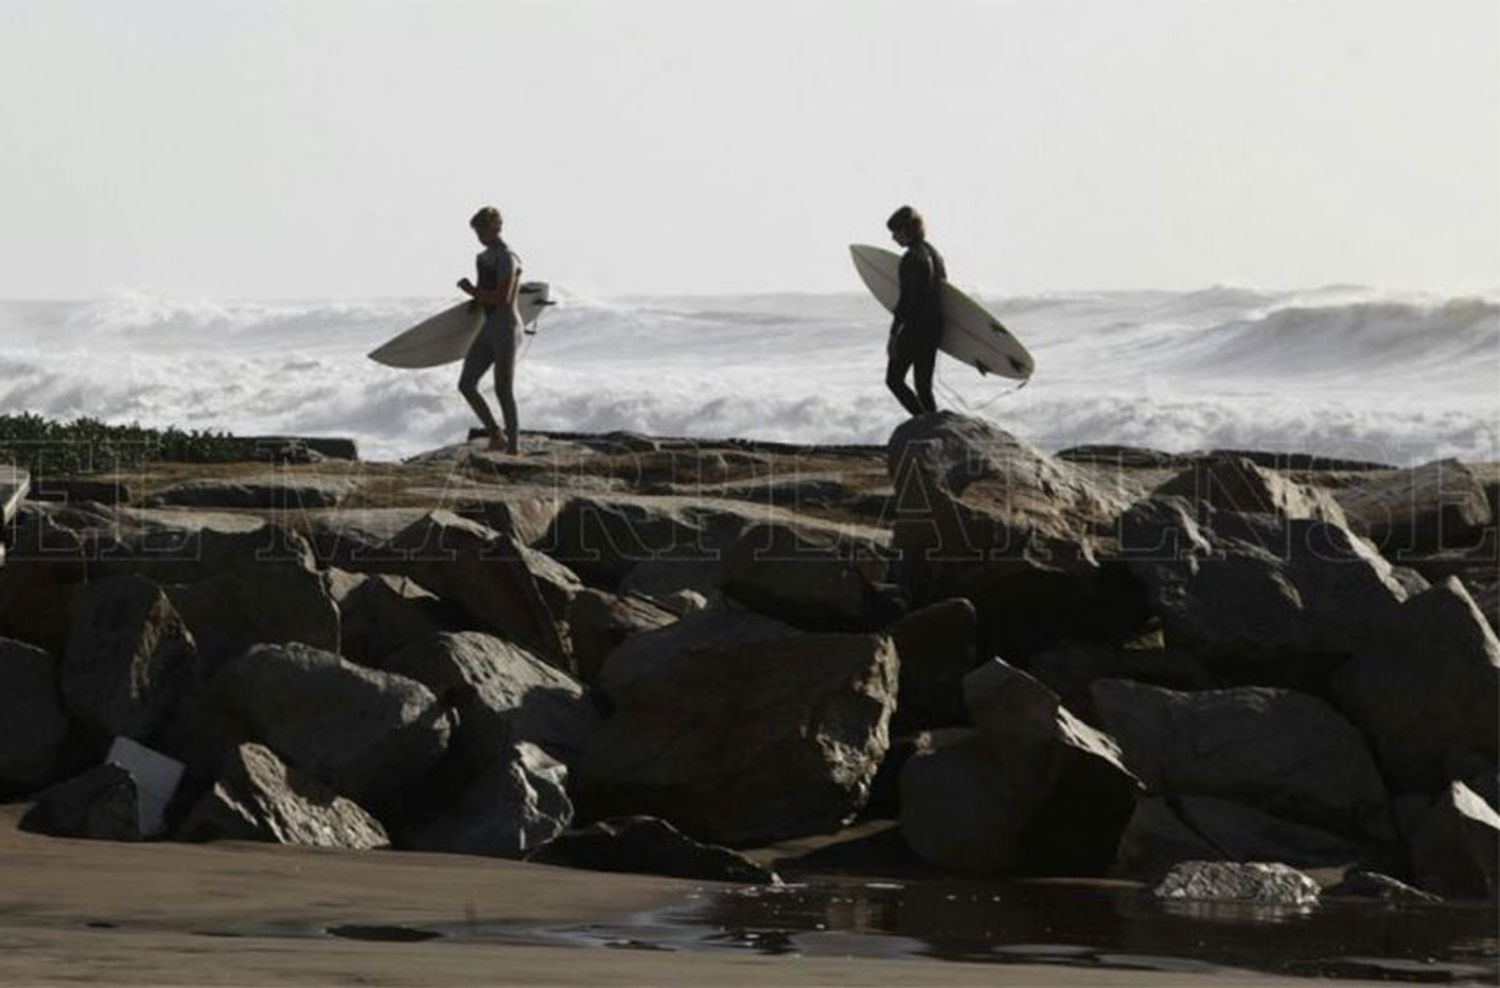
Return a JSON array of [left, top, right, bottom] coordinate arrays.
[[0, 806, 1421, 988]]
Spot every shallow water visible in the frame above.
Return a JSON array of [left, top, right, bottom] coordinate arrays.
[[314, 877, 1498, 984]]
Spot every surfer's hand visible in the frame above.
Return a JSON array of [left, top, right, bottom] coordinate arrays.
[[457, 278, 476, 296]]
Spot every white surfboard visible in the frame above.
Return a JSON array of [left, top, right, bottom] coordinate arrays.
[[849, 244, 1034, 380], [368, 282, 554, 369]]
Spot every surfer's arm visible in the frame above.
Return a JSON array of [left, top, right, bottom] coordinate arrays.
[[456, 276, 516, 307]]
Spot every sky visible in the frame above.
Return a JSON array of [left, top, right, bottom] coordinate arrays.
[[1, 0, 1496, 299]]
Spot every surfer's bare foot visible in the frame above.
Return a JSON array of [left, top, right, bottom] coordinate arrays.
[[486, 432, 507, 452]]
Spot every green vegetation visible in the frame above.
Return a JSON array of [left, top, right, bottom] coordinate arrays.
[[0, 412, 245, 475]]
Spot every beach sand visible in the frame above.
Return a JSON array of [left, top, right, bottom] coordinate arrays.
[[0, 805, 1397, 988]]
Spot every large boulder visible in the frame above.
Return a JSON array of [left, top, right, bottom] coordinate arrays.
[[372, 511, 581, 670], [327, 570, 456, 669], [409, 741, 572, 858], [720, 522, 899, 632], [62, 573, 200, 742], [1171, 796, 1365, 868], [178, 742, 389, 849], [0, 637, 72, 794], [595, 609, 795, 702], [540, 494, 754, 589], [208, 642, 451, 815], [303, 508, 431, 568], [0, 503, 310, 654], [1153, 455, 1348, 526], [1090, 680, 1391, 840], [164, 561, 340, 673], [897, 729, 1015, 872], [887, 597, 981, 735], [886, 413, 1128, 583], [953, 660, 1141, 874], [377, 631, 599, 767], [575, 631, 898, 847], [565, 588, 678, 686], [1334, 458, 1494, 556], [1410, 781, 1499, 900], [1330, 577, 1500, 794], [530, 815, 777, 884], [19, 764, 143, 841], [1112, 798, 1224, 881], [1118, 498, 1410, 684]]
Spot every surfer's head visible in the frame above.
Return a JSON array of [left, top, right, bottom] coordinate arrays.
[[470, 206, 504, 247], [887, 205, 925, 246]]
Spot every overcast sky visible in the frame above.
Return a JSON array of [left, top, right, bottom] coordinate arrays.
[[2, 0, 1496, 298]]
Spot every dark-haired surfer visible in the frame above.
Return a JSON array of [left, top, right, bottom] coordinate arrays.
[[884, 204, 946, 416], [457, 205, 523, 454]]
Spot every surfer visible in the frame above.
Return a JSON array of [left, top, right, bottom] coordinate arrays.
[[457, 206, 523, 454], [884, 205, 946, 416]]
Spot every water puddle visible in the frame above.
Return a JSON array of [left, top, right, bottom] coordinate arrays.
[[427, 878, 1498, 983]]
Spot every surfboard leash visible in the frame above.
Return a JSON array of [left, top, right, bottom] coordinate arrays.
[[935, 362, 1030, 414]]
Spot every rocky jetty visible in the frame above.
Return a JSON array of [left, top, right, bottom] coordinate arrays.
[[1, 413, 1495, 900]]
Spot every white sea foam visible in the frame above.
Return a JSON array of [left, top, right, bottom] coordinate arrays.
[[1, 285, 1495, 465]]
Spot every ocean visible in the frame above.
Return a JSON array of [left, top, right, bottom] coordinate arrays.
[[1, 285, 1495, 465]]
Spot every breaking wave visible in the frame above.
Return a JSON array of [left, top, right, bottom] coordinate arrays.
[[0, 284, 1495, 464]]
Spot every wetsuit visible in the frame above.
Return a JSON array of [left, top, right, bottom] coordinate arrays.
[[458, 242, 523, 450], [886, 239, 946, 416]]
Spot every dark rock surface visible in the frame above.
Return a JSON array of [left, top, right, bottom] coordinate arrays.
[[20, 763, 143, 841], [575, 631, 897, 847], [179, 742, 389, 849], [530, 815, 777, 884], [0, 637, 72, 793]]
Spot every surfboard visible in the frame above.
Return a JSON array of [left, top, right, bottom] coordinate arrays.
[[368, 282, 554, 369], [849, 244, 1034, 380]]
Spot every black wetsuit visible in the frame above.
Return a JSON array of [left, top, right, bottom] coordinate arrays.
[[886, 239, 946, 416]]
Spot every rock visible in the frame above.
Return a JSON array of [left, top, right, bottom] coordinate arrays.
[[1171, 796, 1366, 868], [410, 741, 571, 858], [62, 573, 200, 742], [957, 660, 1141, 874], [898, 728, 1016, 873], [1467, 579, 1499, 635], [377, 631, 599, 767], [0, 637, 72, 794], [1, 502, 310, 653], [372, 511, 580, 670], [19, 763, 143, 841], [864, 731, 933, 819], [397, 486, 562, 548], [1330, 577, 1500, 794], [303, 508, 432, 568], [144, 474, 358, 509], [887, 598, 980, 735], [575, 631, 897, 847], [1111, 798, 1222, 881], [565, 588, 678, 685], [1153, 455, 1349, 526], [1026, 640, 1216, 727], [178, 742, 388, 849], [1, 463, 29, 525], [596, 609, 795, 703], [1153, 861, 1321, 906], [1335, 458, 1494, 555], [1119, 498, 1410, 684], [209, 642, 450, 815], [1090, 680, 1390, 840], [540, 495, 753, 589], [164, 561, 340, 673], [886, 413, 1129, 584], [328, 570, 455, 669], [1325, 871, 1442, 904], [720, 522, 898, 632], [530, 815, 777, 884], [1410, 781, 1499, 899]]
